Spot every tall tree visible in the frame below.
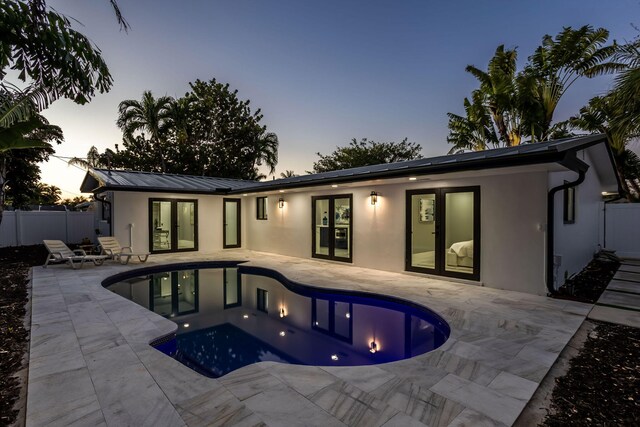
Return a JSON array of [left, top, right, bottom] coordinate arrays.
[[566, 94, 640, 199], [67, 145, 107, 170], [610, 39, 640, 136], [280, 170, 297, 178], [525, 25, 623, 141], [110, 79, 279, 180], [312, 138, 422, 173], [0, 0, 127, 226], [116, 91, 173, 172], [0, 111, 62, 218], [447, 91, 500, 153], [32, 182, 61, 205], [448, 26, 621, 152]]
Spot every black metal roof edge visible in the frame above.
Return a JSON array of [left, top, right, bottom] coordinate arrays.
[[84, 134, 611, 195], [90, 168, 256, 184], [226, 134, 609, 194], [92, 186, 233, 195], [226, 150, 571, 194]]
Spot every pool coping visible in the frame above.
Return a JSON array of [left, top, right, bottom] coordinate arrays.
[[26, 250, 592, 426]]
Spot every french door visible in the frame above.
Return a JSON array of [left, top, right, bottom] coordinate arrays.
[[149, 199, 198, 253], [312, 195, 352, 262], [223, 198, 241, 248], [406, 187, 480, 280]]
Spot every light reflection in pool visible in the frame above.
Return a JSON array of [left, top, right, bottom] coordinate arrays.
[[107, 267, 450, 378]]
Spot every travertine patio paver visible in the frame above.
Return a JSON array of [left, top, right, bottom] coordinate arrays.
[[27, 250, 591, 426]]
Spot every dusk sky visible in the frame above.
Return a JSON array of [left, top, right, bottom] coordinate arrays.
[[40, 0, 639, 198]]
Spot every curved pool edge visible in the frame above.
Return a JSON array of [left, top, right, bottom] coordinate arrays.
[[101, 260, 451, 360]]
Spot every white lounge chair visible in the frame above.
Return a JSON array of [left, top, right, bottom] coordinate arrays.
[[98, 236, 150, 265], [43, 240, 108, 269]]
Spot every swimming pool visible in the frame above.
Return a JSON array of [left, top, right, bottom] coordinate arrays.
[[105, 263, 450, 378]]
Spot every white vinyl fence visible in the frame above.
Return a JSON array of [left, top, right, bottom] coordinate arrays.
[[605, 203, 640, 258], [0, 211, 96, 247]]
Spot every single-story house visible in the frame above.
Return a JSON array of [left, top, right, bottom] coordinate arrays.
[[80, 134, 621, 295]]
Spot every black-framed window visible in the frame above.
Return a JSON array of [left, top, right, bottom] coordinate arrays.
[[256, 197, 268, 220], [256, 288, 268, 313], [563, 182, 576, 224]]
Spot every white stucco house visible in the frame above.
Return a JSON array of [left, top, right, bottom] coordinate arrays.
[[80, 135, 621, 295]]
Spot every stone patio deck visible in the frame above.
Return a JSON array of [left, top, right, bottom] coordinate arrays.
[[26, 250, 591, 427]]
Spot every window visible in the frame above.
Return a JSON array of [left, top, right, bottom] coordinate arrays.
[[563, 182, 576, 224], [256, 197, 268, 220], [256, 288, 268, 313]]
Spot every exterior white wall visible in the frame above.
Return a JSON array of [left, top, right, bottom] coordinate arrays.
[[112, 192, 243, 253], [550, 149, 606, 288], [245, 171, 549, 294], [109, 160, 616, 296]]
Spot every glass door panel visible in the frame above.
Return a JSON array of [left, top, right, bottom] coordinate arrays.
[[314, 198, 330, 256], [224, 199, 241, 248], [333, 198, 351, 260], [406, 187, 479, 280], [152, 273, 173, 316], [410, 193, 436, 271], [151, 201, 172, 251], [177, 270, 198, 314], [444, 192, 475, 275], [223, 268, 241, 308], [177, 201, 196, 250]]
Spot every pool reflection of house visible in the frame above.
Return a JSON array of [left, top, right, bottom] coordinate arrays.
[[82, 135, 621, 295], [108, 268, 442, 375]]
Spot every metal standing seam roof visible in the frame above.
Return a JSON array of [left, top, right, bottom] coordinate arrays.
[[80, 134, 614, 195]]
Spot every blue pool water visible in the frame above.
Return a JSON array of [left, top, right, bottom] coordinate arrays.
[[105, 264, 450, 378]]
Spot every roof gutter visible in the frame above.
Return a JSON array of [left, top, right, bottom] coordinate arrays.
[[546, 152, 589, 296]]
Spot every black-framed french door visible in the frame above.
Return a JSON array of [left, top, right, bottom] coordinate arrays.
[[149, 270, 199, 317], [149, 198, 198, 254], [406, 187, 480, 280], [311, 194, 353, 262], [223, 198, 241, 249]]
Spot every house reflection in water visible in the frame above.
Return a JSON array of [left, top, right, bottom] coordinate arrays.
[[107, 268, 449, 378]]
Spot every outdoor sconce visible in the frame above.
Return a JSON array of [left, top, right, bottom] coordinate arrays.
[[369, 341, 378, 353], [279, 307, 286, 318], [278, 197, 284, 208], [370, 191, 378, 205]]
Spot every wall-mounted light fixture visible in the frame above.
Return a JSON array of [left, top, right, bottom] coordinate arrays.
[[279, 307, 286, 318], [369, 341, 378, 353], [409, 177, 417, 181], [278, 197, 284, 208], [370, 191, 378, 205]]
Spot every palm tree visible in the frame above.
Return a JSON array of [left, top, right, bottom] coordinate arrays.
[[280, 170, 297, 178], [116, 91, 173, 172], [448, 26, 622, 152], [525, 25, 623, 141], [252, 132, 279, 176], [67, 145, 106, 169], [566, 94, 639, 199], [465, 45, 523, 146], [447, 91, 500, 153], [34, 182, 62, 205], [610, 39, 640, 135]]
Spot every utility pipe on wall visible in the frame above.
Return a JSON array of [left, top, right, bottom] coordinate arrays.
[[129, 223, 134, 248], [546, 169, 586, 295]]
